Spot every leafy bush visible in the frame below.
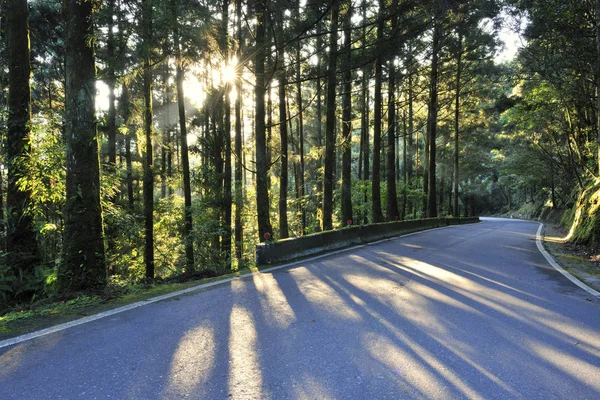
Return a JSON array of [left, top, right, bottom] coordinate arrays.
[[0, 260, 57, 311]]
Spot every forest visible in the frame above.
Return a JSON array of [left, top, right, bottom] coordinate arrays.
[[0, 0, 598, 308]]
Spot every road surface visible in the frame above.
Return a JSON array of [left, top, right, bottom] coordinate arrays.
[[1, 218, 599, 399]]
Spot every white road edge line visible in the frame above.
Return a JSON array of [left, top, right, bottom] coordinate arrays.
[[536, 223, 600, 298], [0, 224, 454, 350]]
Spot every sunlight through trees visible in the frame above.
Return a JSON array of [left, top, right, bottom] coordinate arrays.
[[1, 0, 598, 306]]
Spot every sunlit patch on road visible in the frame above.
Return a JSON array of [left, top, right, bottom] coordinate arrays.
[[252, 273, 297, 329], [228, 305, 263, 399], [164, 325, 215, 398]]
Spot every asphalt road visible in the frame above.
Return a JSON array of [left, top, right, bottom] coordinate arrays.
[[1, 218, 599, 399]]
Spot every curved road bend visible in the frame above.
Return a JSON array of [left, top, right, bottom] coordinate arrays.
[[1, 218, 599, 399]]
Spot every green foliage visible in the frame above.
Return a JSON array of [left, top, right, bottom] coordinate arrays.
[[0, 260, 57, 310], [352, 180, 371, 224], [104, 205, 145, 279], [512, 201, 545, 220], [155, 196, 186, 275], [2, 0, 594, 309]]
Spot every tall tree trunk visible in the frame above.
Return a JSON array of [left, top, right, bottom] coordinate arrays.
[[423, 125, 429, 215], [104, 0, 118, 276], [106, 0, 117, 170], [0, 168, 4, 252], [360, 0, 369, 225], [255, 0, 272, 241], [322, 0, 339, 231], [372, 0, 385, 223], [439, 161, 445, 214], [212, 106, 223, 254], [234, 0, 244, 260], [315, 13, 323, 231], [454, 32, 462, 217], [401, 110, 408, 219], [386, 60, 399, 220], [121, 85, 135, 210], [597, 0, 600, 176], [142, 0, 154, 278], [396, 108, 401, 183], [266, 52, 273, 191], [173, 9, 195, 273], [426, 20, 441, 218], [160, 40, 170, 199], [277, 21, 289, 239], [61, 0, 106, 290], [296, 0, 306, 235], [116, 0, 134, 209], [341, 0, 353, 225], [6, 0, 40, 293], [222, 0, 232, 265], [407, 45, 415, 216]]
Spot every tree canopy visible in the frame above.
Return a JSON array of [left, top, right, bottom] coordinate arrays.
[[0, 0, 598, 307]]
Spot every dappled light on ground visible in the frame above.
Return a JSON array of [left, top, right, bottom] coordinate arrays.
[[386, 254, 599, 349], [252, 273, 296, 329], [228, 282, 263, 399], [362, 330, 485, 399], [2, 222, 599, 399], [292, 374, 335, 400], [528, 341, 600, 392], [164, 325, 215, 398], [293, 267, 362, 322]]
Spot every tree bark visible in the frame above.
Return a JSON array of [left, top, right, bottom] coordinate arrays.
[[597, 0, 600, 176], [173, 8, 195, 273], [407, 45, 415, 216], [106, 0, 117, 170], [121, 85, 135, 210], [360, 0, 369, 225], [454, 31, 462, 217], [426, 20, 441, 218], [322, 0, 339, 231], [6, 0, 40, 293], [61, 0, 106, 290], [277, 20, 289, 239], [160, 40, 170, 199], [341, 0, 353, 226], [222, 0, 232, 264], [372, 0, 385, 223], [386, 60, 399, 221], [315, 12, 323, 231], [296, 0, 306, 235], [401, 110, 408, 219], [255, 0, 272, 241], [142, 0, 154, 278], [234, 0, 244, 260]]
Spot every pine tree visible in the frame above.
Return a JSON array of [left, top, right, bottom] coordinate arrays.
[[6, 0, 40, 296], [60, 0, 106, 290]]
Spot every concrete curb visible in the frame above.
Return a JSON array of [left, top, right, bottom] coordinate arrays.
[[536, 223, 600, 298]]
